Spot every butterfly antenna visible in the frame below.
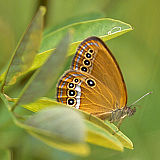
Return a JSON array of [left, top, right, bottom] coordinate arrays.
[[129, 91, 152, 107]]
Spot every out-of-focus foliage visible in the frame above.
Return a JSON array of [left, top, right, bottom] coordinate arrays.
[[0, 0, 159, 160]]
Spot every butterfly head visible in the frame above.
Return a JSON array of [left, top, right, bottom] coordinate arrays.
[[126, 92, 152, 117], [121, 92, 152, 120], [125, 106, 136, 117]]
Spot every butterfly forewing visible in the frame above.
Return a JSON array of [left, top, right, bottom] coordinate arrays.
[[71, 37, 127, 108]]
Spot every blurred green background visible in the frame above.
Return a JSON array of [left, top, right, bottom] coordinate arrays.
[[0, 0, 159, 159]]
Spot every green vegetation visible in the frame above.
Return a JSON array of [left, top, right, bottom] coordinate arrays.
[[0, 1, 159, 160]]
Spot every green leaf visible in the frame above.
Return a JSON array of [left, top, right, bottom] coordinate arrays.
[[40, 18, 133, 54], [25, 107, 85, 143], [21, 97, 59, 112], [13, 107, 89, 156], [28, 131, 89, 156], [17, 97, 133, 150], [85, 113, 133, 150], [24, 104, 123, 151], [86, 120, 123, 151], [0, 18, 133, 86], [1, 6, 46, 89], [6, 96, 60, 111], [14, 32, 71, 107], [104, 121, 133, 149]]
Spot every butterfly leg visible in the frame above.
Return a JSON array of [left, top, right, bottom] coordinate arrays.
[[112, 115, 127, 135], [117, 115, 126, 129]]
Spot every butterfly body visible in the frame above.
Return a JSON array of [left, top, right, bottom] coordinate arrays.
[[57, 36, 136, 122], [110, 107, 136, 122]]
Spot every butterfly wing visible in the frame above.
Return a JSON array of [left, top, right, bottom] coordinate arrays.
[[57, 70, 115, 119], [71, 36, 127, 108]]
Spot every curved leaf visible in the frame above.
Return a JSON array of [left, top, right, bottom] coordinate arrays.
[[104, 121, 133, 149], [13, 107, 89, 156], [14, 32, 71, 107], [86, 120, 123, 151], [23, 104, 123, 151], [40, 18, 132, 54], [84, 112, 133, 150], [1, 6, 46, 89], [25, 107, 85, 143], [18, 97, 133, 150], [28, 131, 89, 156], [30, 18, 132, 73], [22, 97, 59, 112]]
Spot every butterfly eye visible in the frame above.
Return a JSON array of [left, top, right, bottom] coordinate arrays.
[[67, 89, 77, 97], [85, 52, 92, 59], [83, 59, 91, 67], [67, 82, 75, 89], [86, 78, 96, 87], [67, 98, 76, 106], [73, 78, 80, 84], [80, 66, 88, 72], [88, 49, 94, 54]]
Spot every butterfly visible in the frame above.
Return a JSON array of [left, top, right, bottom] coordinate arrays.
[[56, 36, 136, 123]]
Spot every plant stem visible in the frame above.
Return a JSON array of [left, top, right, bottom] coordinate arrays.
[[0, 93, 11, 110]]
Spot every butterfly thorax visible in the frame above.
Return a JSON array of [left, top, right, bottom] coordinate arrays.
[[110, 107, 136, 122]]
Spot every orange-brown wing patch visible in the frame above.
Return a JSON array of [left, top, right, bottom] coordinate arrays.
[[57, 70, 115, 115], [71, 37, 127, 109]]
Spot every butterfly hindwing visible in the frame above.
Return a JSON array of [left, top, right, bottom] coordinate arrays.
[[57, 70, 118, 118]]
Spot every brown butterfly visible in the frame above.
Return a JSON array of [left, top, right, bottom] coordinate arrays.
[[56, 36, 149, 124]]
